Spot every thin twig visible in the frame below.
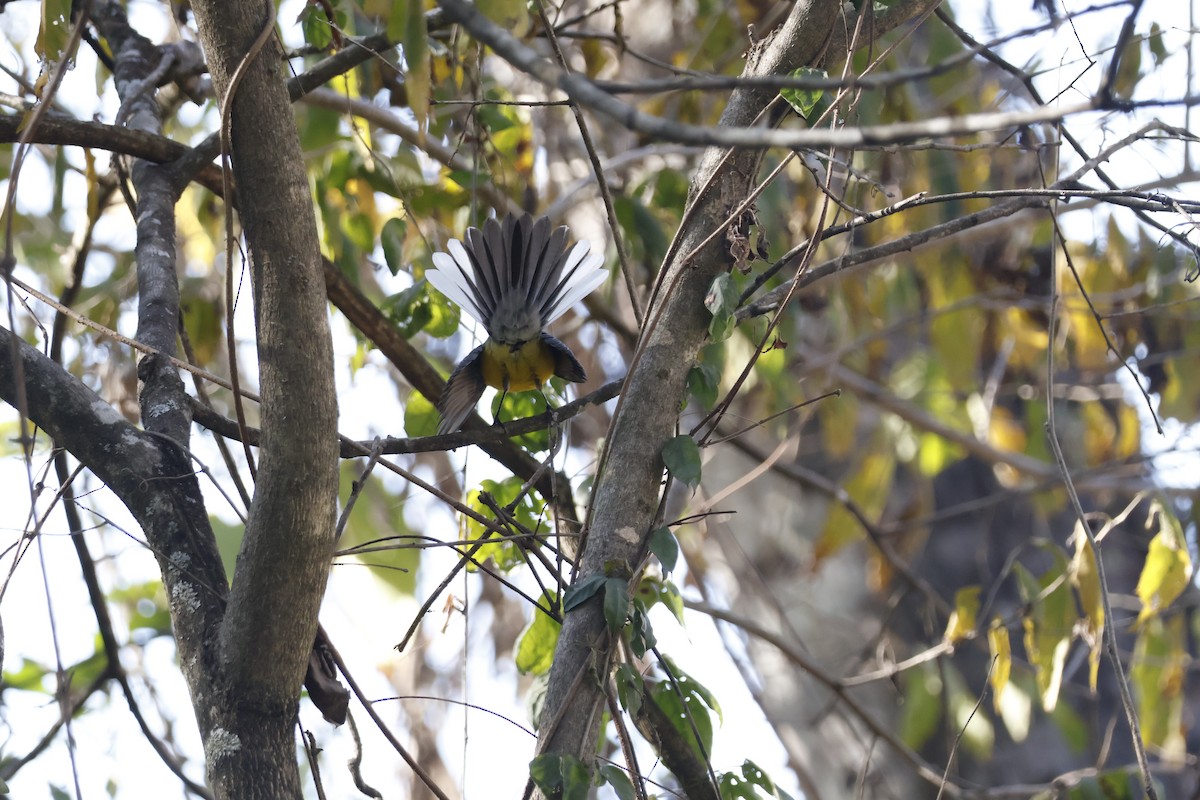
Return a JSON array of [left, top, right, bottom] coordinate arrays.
[[1044, 196, 1158, 799], [324, 638, 452, 800], [532, 0, 643, 324]]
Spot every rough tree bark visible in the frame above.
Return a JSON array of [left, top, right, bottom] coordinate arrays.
[[0, 1, 340, 796], [186, 0, 340, 796]]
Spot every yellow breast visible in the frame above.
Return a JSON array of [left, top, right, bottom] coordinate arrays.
[[481, 338, 556, 392]]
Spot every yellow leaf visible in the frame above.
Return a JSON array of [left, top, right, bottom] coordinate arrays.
[[1113, 402, 1140, 460], [1079, 402, 1116, 465], [1062, 297, 1111, 372], [430, 53, 461, 87], [403, 0, 431, 130], [987, 619, 1011, 712], [479, 0, 532, 36], [988, 406, 1026, 454], [929, 270, 983, 388], [580, 36, 611, 79], [1001, 307, 1048, 370], [465, 486, 512, 570], [1135, 500, 1193, 625], [813, 449, 894, 565], [817, 390, 858, 460], [944, 586, 981, 645], [1069, 523, 1103, 691]]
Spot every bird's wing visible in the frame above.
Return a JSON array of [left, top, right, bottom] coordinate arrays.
[[541, 332, 587, 383], [437, 343, 487, 435]]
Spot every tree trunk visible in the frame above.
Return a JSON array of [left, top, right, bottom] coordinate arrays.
[[183, 0, 341, 794]]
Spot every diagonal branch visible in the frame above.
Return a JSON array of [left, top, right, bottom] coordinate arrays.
[[489, 0, 846, 786], [437, 0, 1093, 151]]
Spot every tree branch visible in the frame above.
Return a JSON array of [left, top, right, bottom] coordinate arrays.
[[0, 322, 229, 703], [436, 0, 1094, 151]]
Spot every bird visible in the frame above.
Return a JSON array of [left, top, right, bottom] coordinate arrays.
[[426, 213, 607, 435]]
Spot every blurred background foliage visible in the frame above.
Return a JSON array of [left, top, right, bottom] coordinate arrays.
[[0, 0, 1197, 797]]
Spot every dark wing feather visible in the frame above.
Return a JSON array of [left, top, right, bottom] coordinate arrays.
[[541, 333, 587, 383], [437, 344, 487, 435]]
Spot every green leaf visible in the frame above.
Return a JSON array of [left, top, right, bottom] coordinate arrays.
[[383, 281, 431, 338], [342, 211, 375, 252], [4, 657, 51, 692], [477, 103, 517, 134], [446, 170, 488, 193], [423, 283, 462, 338], [1047, 692, 1090, 755], [779, 67, 826, 118], [404, 390, 439, 437], [561, 757, 590, 800], [480, 0, 529, 28], [650, 666, 717, 761], [337, 459, 421, 596], [945, 664, 994, 759], [598, 764, 636, 800], [209, 516, 243, 582], [529, 754, 590, 800], [687, 362, 720, 410], [740, 759, 795, 799], [614, 663, 644, 718], [463, 478, 542, 572], [36, 0, 72, 64], [647, 527, 679, 574], [381, 217, 407, 276], [662, 434, 702, 490], [563, 573, 606, 612], [635, 575, 685, 625], [515, 599, 561, 675], [898, 662, 943, 750], [300, 105, 343, 153], [491, 390, 551, 452], [1013, 550, 1074, 712], [1069, 523, 1103, 690], [1094, 770, 1137, 799], [987, 619, 1012, 714], [664, 657, 721, 720], [627, 604, 657, 658], [1131, 615, 1188, 760], [383, 0, 406, 41], [1147, 22, 1168, 66], [704, 273, 738, 343], [603, 577, 630, 632], [614, 194, 668, 268], [299, 4, 334, 51], [109, 581, 172, 638]]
